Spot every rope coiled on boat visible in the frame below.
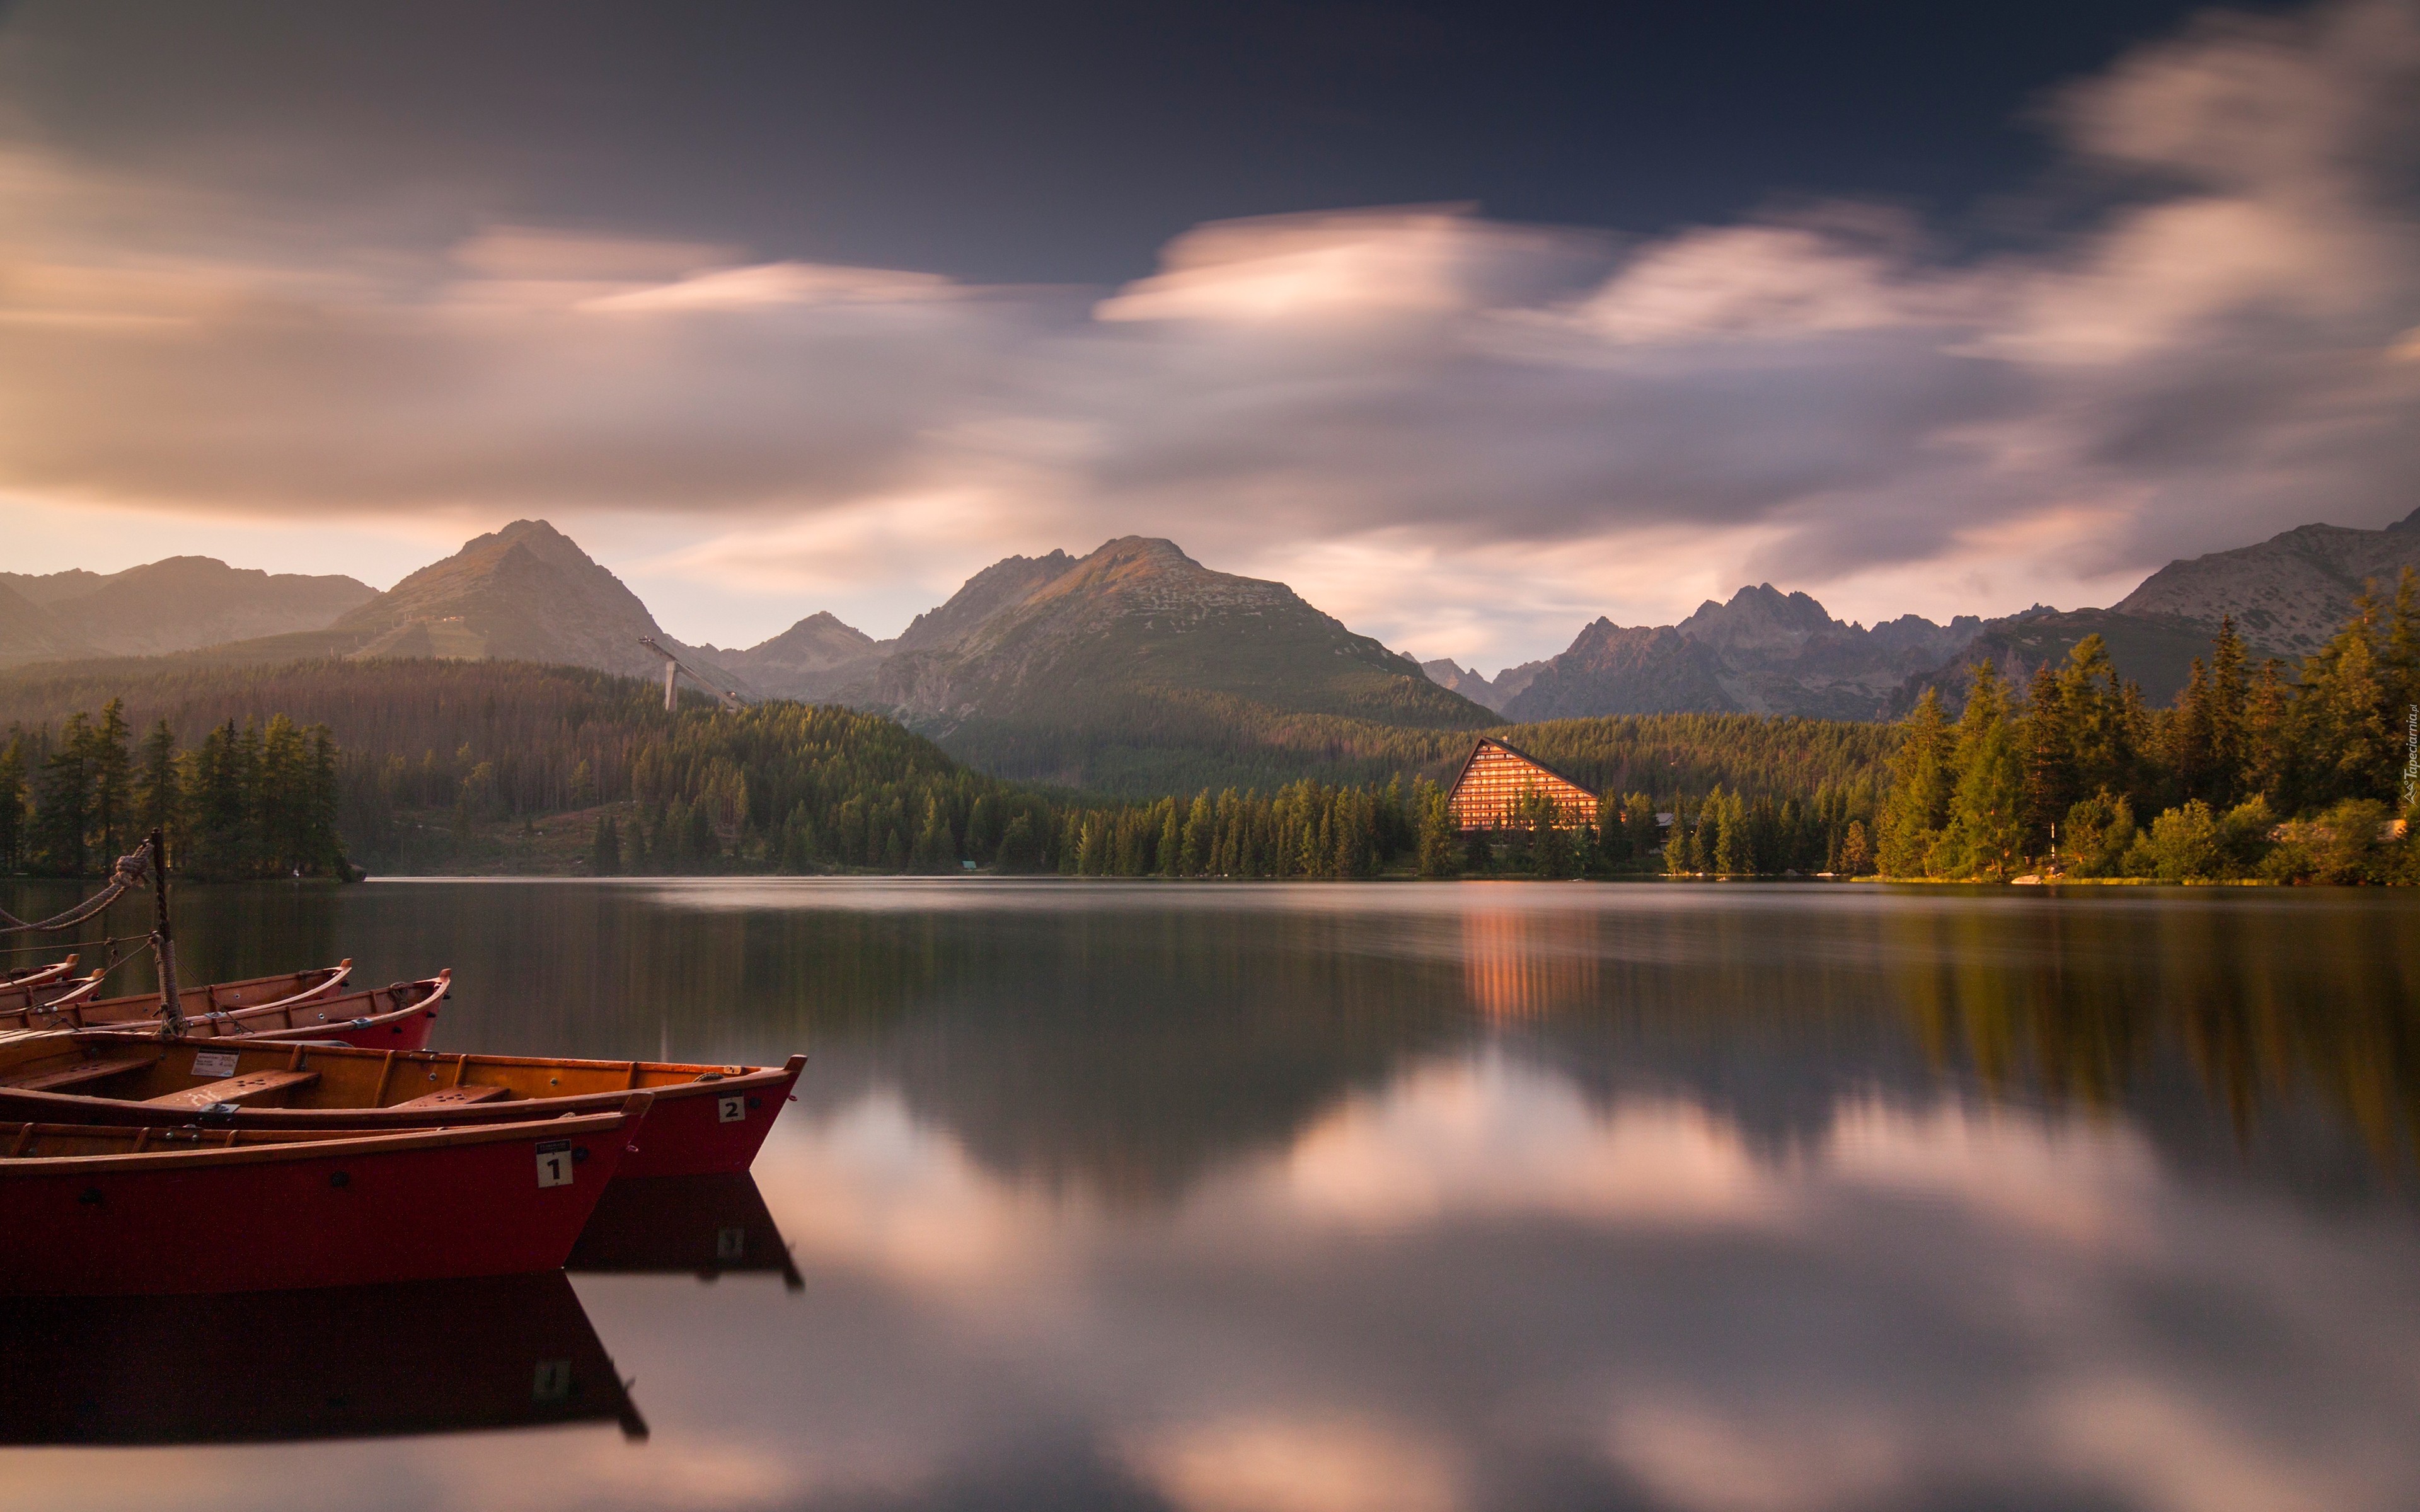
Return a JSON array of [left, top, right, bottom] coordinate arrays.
[[0, 841, 153, 936]]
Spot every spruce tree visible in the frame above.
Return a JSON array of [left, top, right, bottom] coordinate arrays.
[[2208, 616, 2249, 805], [31, 712, 93, 876], [1877, 688, 1953, 876], [1935, 663, 2026, 878], [2058, 636, 2130, 797], [0, 738, 24, 874], [2297, 587, 2394, 806], [591, 813, 621, 875], [135, 719, 180, 844], [1158, 798, 1183, 877], [2241, 658, 2293, 802], [88, 699, 133, 863]]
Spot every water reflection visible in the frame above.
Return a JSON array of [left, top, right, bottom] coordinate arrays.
[[1458, 894, 1601, 1022], [723, 1058, 2420, 1511], [3, 879, 2418, 1509], [0, 1272, 642, 1445], [569, 1174, 804, 1290]]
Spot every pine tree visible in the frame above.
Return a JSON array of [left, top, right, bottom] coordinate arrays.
[[1624, 793, 1662, 862], [135, 719, 180, 844], [2241, 658, 2293, 802], [965, 793, 1002, 864], [1838, 819, 1872, 876], [2296, 586, 2395, 806], [30, 712, 93, 876], [1944, 662, 2027, 881], [2165, 658, 2214, 811], [998, 813, 1039, 871], [2208, 616, 2249, 805], [591, 813, 621, 875], [2059, 635, 2131, 798], [87, 699, 133, 863], [911, 796, 955, 872], [1877, 688, 1954, 876], [0, 738, 25, 874], [1158, 798, 1183, 878], [1407, 782, 1448, 876]]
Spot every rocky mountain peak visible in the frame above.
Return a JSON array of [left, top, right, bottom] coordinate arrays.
[[2112, 511, 2420, 658], [1677, 583, 1840, 651], [892, 551, 1077, 655]]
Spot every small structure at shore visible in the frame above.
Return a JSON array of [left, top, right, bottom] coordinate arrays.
[[1445, 738, 1599, 832]]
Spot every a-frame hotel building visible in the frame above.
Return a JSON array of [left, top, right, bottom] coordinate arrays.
[[1444, 738, 1600, 832]]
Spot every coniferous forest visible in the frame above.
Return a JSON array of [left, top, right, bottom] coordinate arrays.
[[1, 570, 2412, 883]]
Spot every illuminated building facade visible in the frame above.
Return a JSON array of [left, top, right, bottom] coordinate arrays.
[[1445, 738, 1599, 832]]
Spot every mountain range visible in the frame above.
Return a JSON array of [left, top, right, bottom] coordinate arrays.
[[4, 505, 2413, 784], [0, 558, 373, 666], [1417, 507, 2420, 718]]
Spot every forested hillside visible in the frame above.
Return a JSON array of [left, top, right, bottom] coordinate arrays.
[[4, 567, 2412, 884]]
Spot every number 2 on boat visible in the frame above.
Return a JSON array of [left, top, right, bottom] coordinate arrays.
[[718, 1096, 744, 1123]]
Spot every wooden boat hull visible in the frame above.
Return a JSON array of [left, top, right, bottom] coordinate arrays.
[[0, 1271, 644, 1443], [0, 1102, 643, 1297], [0, 956, 78, 994], [0, 961, 355, 1034], [0, 1037, 798, 1179], [0, 958, 96, 1014], [15, 972, 446, 1051]]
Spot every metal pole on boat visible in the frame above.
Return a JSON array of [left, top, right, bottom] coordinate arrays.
[[147, 827, 185, 1038]]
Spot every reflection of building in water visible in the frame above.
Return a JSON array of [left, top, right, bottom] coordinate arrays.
[[1446, 738, 1598, 832], [1462, 906, 1599, 1022]]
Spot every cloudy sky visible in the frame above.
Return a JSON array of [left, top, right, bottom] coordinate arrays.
[[3, 0, 2416, 670]]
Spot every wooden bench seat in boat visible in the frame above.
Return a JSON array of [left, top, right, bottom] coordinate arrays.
[[142, 1070, 321, 1111], [0, 1054, 156, 1093], [388, 1084, 514, 1110]]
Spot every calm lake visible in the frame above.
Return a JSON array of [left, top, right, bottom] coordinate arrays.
[[5, 878, 2420, 1511]]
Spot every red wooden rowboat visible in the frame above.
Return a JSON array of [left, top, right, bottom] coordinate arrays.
[[1, 956, 78, 991], [0, 1271, 645, 1443], [0, 1034, 799, 1179], [0, 1094, 650, 1296], [0, 957, 93, 1014], [5, 971, 445, 1051], [0, 961, 354, 1034]]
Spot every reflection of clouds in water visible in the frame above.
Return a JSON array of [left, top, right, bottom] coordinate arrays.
[[761, 1092, 1078, 1297], [14, 1055, 2411, 1512], [1275, 1056, 1779, 1232], [1121, 1416, 1461, 1512], [729, 1057, 2420, 1512]]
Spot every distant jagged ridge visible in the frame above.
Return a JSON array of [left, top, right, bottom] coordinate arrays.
[[1485, 585, 1982, 723]]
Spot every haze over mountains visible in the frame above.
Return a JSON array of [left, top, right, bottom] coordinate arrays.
[[4, 507, 2413, 780], [0, 559, 372, 666]]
